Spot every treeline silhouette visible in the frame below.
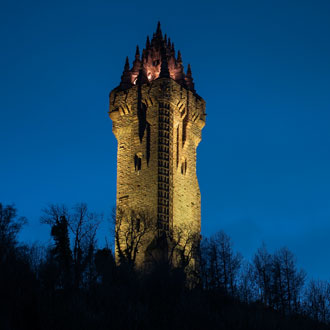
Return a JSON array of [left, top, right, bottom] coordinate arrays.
[[1, 202, 329, 330]]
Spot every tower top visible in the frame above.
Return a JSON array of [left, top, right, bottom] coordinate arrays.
[[119, 22, 196, 93]]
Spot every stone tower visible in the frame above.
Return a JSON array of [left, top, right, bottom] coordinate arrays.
[[109, 23, 206, 269]]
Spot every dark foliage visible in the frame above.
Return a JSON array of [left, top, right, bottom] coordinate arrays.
[[0, 203, 329, 330]]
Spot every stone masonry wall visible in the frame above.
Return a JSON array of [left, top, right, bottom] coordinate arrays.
[[109, 78, 205, 267]]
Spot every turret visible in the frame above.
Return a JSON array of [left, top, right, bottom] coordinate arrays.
[[120, 56, 132, 89], [175, 50, 185, 85], [185, 64, 195, 92], [156, 21, 162, 38], [109, 22, 206, 270], [131, 45, 141, 84]]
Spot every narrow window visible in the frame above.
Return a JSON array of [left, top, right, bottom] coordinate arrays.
[[177, 125, 179, 167], [136, 218, 140, 232], [181, 158, 187, 175], [134, 153, 142, 171], [182, 114, 188, 147]]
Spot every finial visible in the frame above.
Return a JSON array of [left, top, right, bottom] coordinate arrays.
[[156, 21, 163, 39], [120, 57, 132, 89], [187, 64, 192, 76], [175, 51, 185, 84], [135, 45, 140, 59], [185, 64, 195, 92], [171, 42, 175, 53], [157, 21, 161, 33], [146, 36, 150, 48], [124, 56, 130, 71], [167, 37, 171, 48], [177, 50, 182, 63], [164, 33, 167, 43], [132, 46, 141, 73]]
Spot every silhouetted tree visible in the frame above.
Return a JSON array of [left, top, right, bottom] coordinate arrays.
[[304, 280, 330, 323], [170, 224, 201, 285], [114, 207, 156, 268], [238, 261, 258, 303], [0, 203, 27, 260], [41, 203, 100, 289], [70, 203, 100, 289], [0, 204, 39, 330], [201, 230, 242, 295], [41, 205, 72, 289], [94, 247, 116, 285], [272, 247, 306, 314], [253, 243, 273, 306], [2, 202, 329, 330]]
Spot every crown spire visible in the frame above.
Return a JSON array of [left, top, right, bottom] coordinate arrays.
[[171, 42, 175, 55], [120, 56, 132, 89], [135, 45, 140, 60], [175, 50, 185, 84], [117, 23, 198, 93], [187, 63, 192, 76], [177, 50, 182, 63], [185, 64, 195, 92], [124, 56, 129, 71], [156, 21, 162, 35]]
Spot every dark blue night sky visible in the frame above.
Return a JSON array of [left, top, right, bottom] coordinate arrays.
[[1, 0, 330, 280]]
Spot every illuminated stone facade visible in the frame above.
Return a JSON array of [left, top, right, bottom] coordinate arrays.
[[109, 23, 206, 268]]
